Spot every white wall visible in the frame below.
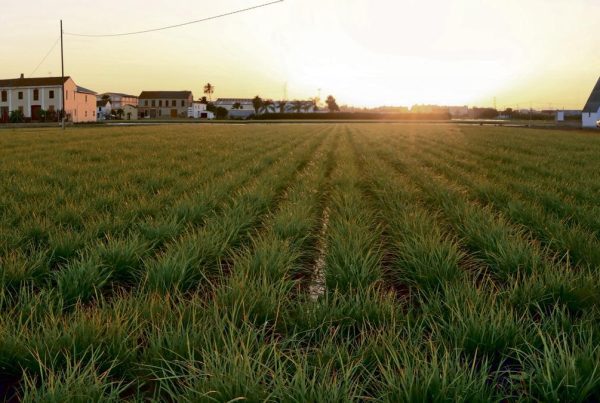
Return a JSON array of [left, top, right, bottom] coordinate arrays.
[[582, 109, 599, 128]]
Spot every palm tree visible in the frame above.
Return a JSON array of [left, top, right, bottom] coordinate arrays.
[[302, 101, 314, 113], [252, 96, 263, 115], [261, 100, 276, 114], [291, 100, 304, 113], [232, 102, 242, 110], [203, 83, 215, 102], [310, 97, 320, 112], [277, 100, 288, 114]]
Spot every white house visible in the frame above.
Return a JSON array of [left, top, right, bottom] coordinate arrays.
[[122, 104, 138, 120], [0, 74, 97, 123], [188, 102, 214, 119], [96, 99, 112, 120], [582, 77, 600, 128]]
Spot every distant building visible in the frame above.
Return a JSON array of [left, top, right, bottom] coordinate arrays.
[[582, 77, 600, 128], [411, 104, 450, 114], [214, 98, 255, 119], [97, 99, 112, 120], [447, 106, 469, 118], [188, 102, 214, 119], [138, 91, 194, 118], [0, 74, 96, 123], [214, 98, 317, 118], [122, 104, 138, 120], [97, 92, 138, 109]]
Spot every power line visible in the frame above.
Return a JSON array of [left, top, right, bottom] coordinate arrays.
[[29, 37, 60, 76], [64, 0, 284, 38]]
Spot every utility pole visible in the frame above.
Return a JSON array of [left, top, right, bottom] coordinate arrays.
[[60, 19, 65, 130]]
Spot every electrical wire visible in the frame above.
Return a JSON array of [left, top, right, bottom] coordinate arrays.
[[64, 0, 284, 37], [29, 37, 60, 76]]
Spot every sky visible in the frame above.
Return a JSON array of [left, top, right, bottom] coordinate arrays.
[[0, 0, 598, 109]]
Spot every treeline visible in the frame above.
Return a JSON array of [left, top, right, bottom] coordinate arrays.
[[251, 112, 451, 120]]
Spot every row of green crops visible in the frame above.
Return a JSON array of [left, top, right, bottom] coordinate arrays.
[[1, 123, 600, 401]]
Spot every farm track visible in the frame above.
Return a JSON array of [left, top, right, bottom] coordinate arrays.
[[2, 123, 600, 401]]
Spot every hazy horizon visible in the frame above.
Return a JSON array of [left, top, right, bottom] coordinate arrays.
[[1, 0, 598, 109]]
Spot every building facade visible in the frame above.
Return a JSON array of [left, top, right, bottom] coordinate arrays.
[[0, 75, 96, 123], [123, 104, 138, 120], [214, 98, 255, 118], [582, 77, 600, 128], [97, 92, 138, 109], [138, 91, 193, 118], [188, 102, 214, 119], [97, 99, 112, 120]]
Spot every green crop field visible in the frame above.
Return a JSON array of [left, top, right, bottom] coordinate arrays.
[[1, 123, 600, 401]]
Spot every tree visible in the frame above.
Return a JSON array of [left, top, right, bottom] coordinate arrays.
[[252, 96, 263, 115], [199, 96, 208, 104], [310, 97, 320, 112], [326, 95, 340, 112], [232, 102, 242, 110], [9, 109, 24, 123], [203, 83, 215, 102], [291, 100, 304, 113], [261, 100, 275, 114], [215, 107, 228, 119], [101, 94, 111, 103], [277, 100, 288, 113], [302, 101, 314, 113]]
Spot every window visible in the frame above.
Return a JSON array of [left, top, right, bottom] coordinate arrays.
[[172, 100, 176, 107], [66, 91, 68, 100], [93, 111, 95, 117], [181, 100, 185, 107], [145, 100, 148, 106], [85, 111, 88, 117], [151, 100, 155, 107], [33, 89, 39, 101], [18, 92, 23, 100], [159, 100, 163, 107], [85, 95, 88, 102], [49, 90, 54, 99], [48, 105, 55, 112], [158, 109, 162, 116], [18, 106, 23, 113], [1, 91, 6, 102]]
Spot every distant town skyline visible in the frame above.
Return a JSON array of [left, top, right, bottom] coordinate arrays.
[[1, 0, 598, 110]]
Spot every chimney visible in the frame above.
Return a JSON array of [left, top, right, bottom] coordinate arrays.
[[20, 73, 24, 79]]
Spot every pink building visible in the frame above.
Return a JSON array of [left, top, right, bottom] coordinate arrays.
[[0, 75, 97, 123]]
